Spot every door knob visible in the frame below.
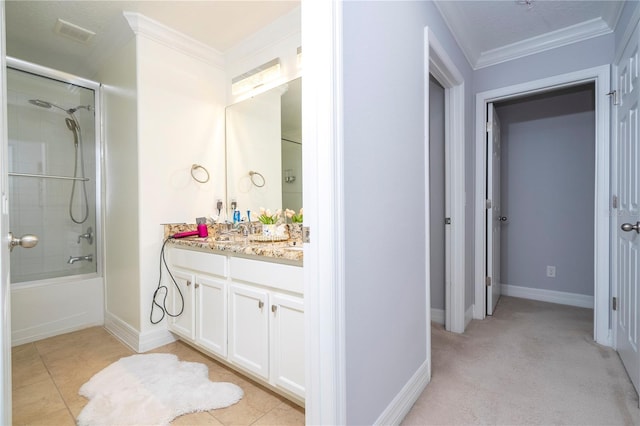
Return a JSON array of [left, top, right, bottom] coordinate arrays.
[[8, 232, 38, 251], [499, 216, 508, 222], [621, 222, 640, 233]]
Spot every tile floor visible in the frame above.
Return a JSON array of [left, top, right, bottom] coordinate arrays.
[[11, 327, 305, 425]]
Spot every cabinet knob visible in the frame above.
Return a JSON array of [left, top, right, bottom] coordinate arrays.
[[186, 280, 192, 287], [258, 300, 264, 309], [194, 283, 200, 289], [271, 305, 278, 313]]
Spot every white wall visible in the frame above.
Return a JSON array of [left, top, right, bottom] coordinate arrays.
[[97, 15, 227, 348], [135, 33, 226, 341], [496, 85, 595, 298], [95, 37, 140, 330]]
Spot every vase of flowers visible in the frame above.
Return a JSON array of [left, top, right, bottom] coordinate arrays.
[[285, 208, 303, 241], [258, 207, 283, 237]]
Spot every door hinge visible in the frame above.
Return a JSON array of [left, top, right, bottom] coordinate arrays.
[[612, 195, 618, 209], [486, 199, 492, 209], [486, 121, 493, 132], [444, 217, 451, 225], [612, 297, 617, 311], [606, 90, 620, 106], [302, 226, 310, 243], [486, 276, 492, 287]]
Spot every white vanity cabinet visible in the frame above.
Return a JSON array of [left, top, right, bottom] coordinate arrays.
[[168, 269, 196, 340], [168, 249, 228, 358], [167, 246, 305, 402], [228, 256, 305, 399], [195, 275, 228, 357], [270, 293, 305, 397], [228, 283, 270, 379]]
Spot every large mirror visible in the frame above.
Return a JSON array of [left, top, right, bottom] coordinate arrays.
[[225, 77, 302, 219]]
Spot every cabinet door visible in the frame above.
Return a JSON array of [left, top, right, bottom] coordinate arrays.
[[196, 275, 227, 357], [168, 269, 195, 340], [228, 284, 269, 379], [270, 293, 305, 398]]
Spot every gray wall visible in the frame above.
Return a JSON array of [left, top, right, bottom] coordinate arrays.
[[342, 1, 472, 424], [496, 85, 595, 296], [473, 34, 615, 94], [429, 75, 445, 310]]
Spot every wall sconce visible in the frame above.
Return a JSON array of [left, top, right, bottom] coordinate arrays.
[[231, 58, 281, 96]]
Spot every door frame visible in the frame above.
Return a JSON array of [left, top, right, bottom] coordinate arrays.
[[302, 1, 346, 424], [473, 65, 611, 347], [0, 2, 10, 423], [426, 28, 466, 333]]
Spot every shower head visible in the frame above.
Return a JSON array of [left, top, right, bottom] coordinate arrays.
[[65, 117, 76, 131], [29, 99, 93, 115], [29, 99, 52, 109]]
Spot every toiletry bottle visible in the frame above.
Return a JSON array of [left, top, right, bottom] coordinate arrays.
[[233, 208, 240, 224]]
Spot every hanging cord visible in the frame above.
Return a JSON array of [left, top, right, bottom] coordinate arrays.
[[150, 237, 184, 324]]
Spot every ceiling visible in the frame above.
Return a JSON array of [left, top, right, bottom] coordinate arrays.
[[4, 1, 627, 78], [5, 0, 300, 78], [434, 0, 626, 69]]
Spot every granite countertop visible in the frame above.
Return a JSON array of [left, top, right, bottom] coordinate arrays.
[[163, 223, 303, 266]]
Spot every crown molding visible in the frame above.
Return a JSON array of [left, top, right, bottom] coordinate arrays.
[[123, 11, 224, 69], [432, 1, 477, 70], [475, 17, 613, 70]]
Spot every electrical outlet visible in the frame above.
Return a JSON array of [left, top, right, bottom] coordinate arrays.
[[546, 265, 556, 278]]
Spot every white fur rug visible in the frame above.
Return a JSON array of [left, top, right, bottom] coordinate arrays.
[[77, 353, 243, 426]]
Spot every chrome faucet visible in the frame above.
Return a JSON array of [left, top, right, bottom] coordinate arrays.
[[233, 222, 252, 236], [77, 227, 94, 244], [68, 254, 93, 264]]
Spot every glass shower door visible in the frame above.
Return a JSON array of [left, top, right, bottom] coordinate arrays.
[[7, 67, 97, 283]]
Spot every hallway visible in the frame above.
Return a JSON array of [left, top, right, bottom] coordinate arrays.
[[403, 296, 639, 425]]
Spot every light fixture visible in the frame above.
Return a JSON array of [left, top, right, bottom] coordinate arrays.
[[231, 58, 281, 96]]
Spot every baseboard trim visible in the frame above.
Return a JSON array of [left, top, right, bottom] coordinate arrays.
[[502, 284, 593, 309], [104, 311, 140, 352], [139, 326, 176, 353], [374, 359, 430, 425], [431, 308, 445, 324], [104, 312, 176, 353]]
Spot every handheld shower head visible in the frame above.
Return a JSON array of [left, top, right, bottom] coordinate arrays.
[[65, 117, 75, 131], [29, 99, 52, 109]]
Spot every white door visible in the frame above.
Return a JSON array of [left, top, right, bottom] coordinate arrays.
[[614, 21, 640, 395], [486, 103, 502, 315], [1, 3, 11, 423]]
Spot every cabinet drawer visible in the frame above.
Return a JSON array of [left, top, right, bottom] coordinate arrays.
[[170, 248, 227, 278], [230, 257, 303, 294]]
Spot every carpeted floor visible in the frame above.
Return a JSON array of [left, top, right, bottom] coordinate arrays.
[[403, 296, 640, 425]]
